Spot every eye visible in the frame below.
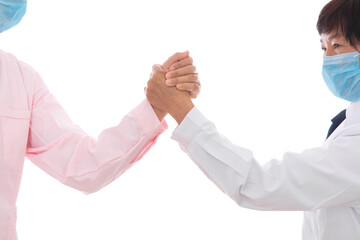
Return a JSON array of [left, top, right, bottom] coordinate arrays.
[[322, 47, 326, 52], [333, 43, 340, 48]]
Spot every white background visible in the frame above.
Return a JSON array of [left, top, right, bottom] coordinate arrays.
[[0, 0, 351, 239]]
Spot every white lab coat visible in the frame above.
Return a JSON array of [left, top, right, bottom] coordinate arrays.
[[171, 100, 360, 240]]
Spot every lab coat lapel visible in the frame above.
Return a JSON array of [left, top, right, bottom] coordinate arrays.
[[326, 109, 346, 139]]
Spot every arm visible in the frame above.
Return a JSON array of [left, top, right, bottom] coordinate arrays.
[[25, 51, 198, 194], [171, 107, 360, 211], [146, 66, 360, 211], [26, 71, 167, 194]]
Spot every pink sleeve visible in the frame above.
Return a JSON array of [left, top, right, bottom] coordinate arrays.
[[26, 72, 167, 194]]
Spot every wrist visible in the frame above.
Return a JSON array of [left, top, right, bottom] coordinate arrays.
[[169, 100, 194, 125], [151, 105, 167, 121]]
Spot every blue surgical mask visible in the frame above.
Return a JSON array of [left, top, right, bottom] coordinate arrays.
[[0, 0, 27, 33], [322, 52, 360, 102]]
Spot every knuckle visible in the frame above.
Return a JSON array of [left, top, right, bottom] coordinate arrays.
[[191, 84, 197, 91], [197, 84, 201, 93], [173, 62, 180, 69], [190, 92, 197, 98], [152, 64, 157, 72], [188, 57, 193, 64], [195, 84, 201, 92], [190, 84, 199, 93], [152, 64, 162, 73]]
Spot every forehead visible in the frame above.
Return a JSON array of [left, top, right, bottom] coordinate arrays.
[[320, 31, 346, 43]]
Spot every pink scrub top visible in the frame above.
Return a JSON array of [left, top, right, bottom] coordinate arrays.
[[0, 49, 167, 240]]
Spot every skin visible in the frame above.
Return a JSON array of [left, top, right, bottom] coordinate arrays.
[[320, 30, 360, 59], [150, 51, 200, 121], [147, 64, 194, 124]]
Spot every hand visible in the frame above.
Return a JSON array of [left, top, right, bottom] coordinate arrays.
[[146, 65, 194, 125], [162, 51, 200, 99], [149, 51, 199, 121]]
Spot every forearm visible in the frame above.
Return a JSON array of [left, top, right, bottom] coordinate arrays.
[[27, 99, 167, 194], [171, 107, 253, 202], [171, 107, 360, 211], [151, 104, 167, 121], [168, 99, 194, 125]]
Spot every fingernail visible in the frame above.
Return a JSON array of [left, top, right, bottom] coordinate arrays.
[[170, 66, 176, 71], [177, 84, 183, 89]]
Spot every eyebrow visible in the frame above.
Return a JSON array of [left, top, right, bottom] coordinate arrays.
[[320, 33, 344, 43]]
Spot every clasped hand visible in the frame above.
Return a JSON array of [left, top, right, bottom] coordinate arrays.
[[146, 51, 198, 124]]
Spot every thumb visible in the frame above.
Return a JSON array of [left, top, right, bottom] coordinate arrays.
[[152, 64, 164, 73]]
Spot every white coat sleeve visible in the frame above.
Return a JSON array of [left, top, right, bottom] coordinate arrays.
[[171, 107, 360, 211]]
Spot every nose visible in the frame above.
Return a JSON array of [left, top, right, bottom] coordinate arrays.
[[324, 49, 336, 57]]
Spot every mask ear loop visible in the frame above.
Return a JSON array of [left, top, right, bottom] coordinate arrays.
[[354, 45, 360, 69]]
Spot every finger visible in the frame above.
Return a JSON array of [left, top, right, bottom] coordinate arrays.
[[190, 92, 198, 99], [176, 83, 201, 95], [165, 74, 199, 86], [162, 51, 190, 71], [166, 65, 197, 79], [152, 64, 164, 73], [169, 57, 193, 71]]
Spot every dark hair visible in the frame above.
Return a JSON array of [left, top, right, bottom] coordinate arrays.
[[317, 0, 360, 47]]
